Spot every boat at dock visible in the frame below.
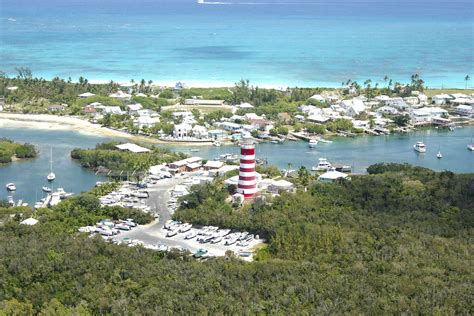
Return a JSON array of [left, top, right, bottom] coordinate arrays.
[[311, 158, 332, 172], [42, 186, 52, 193], [413, 141, 426, 153]]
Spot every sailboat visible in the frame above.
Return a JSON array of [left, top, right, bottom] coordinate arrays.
[[468, 136, 474, 151], [436, 145, 443, 159], [47, 147, 56, 181]]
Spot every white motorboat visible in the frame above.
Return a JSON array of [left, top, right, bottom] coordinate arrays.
[[468, 137, 474, 151], [436, 151, 443, 159], [42, 186, 52, 193], [413, 141, 426, 153], [213, 141, 222, 147], [47, 147, 56, 181], [319, 138, 333, 144], [308, 139, 318, 148], [5, 183, 16, 191], [311, 158, 332, 172]]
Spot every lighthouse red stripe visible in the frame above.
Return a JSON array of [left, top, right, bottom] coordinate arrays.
[[239, 176, 255, 181], [238, 184, 256, 189], [240, 159, 255, 164], [240, 168, 255, 172], [241, 148, 255, 155]]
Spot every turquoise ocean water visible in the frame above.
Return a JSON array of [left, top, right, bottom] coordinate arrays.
[[0, 0, 473, 87]]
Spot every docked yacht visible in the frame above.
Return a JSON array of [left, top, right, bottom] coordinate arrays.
[[311, 158, 332, 172], [413, 141, 426, 153], [5, 183, 16, 191], [308, 139, 318, 148]]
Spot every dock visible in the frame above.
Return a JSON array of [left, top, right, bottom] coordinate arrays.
[[41, 194, 52, 208]]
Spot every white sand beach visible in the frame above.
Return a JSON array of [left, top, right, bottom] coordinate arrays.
[[0, 113, 218, 146]]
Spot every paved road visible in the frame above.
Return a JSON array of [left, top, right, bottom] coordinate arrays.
[[111, 175, 262, 258]]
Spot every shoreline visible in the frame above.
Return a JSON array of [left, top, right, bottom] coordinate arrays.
[[0, 113, 219, 146]]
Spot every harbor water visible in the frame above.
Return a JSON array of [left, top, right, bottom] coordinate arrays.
[[1, 126, 473, 205]]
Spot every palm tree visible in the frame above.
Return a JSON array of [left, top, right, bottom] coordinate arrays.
[[286, 162, 292, 177], [364, 79, 372, 99], [465, 75, 471, 89]]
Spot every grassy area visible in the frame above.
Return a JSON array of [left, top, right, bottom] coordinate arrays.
[[424, 88, 474, 97]]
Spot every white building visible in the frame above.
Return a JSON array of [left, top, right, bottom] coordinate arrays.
[[403, 96, 419, 106], [102, 106, 124, 115], [173, 123, 192, 138], [410, 107, 448, 125], [432, 94, 453, 105], [127, 103, 143, 113], [78, 92, 95, 98], [309, 94, 326, 102], [318, 169, 349, 183], [341, 99, 366, 117], [115, 143, 150, 153], [109, 91, 132, 100], [192, 125, 209, 139], [135, 116, 160, 130], [385, 98, 409, 110], [307, 114, 329, 123], [236, 102, 254, 109], [376, 106, 399, 115]]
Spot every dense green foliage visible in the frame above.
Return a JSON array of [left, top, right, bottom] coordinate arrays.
[[0, 164, 472, 313], [70, 142, 186, 174], [0, 138, 37, 163]]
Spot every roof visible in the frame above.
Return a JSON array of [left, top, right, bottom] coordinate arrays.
[[109, 91, 131, 99], [20, 218, 39, 226], [237, 102, 254, 108], [115, 143, 151, 153], [127, 103, 143, 111], [204, 160, 224, 169], [310, 94, 325, 101], [318, 170, 348, 181], [269, 180, 294, 188], [186, 162, 202, 169], [78, 92, 95, 97]]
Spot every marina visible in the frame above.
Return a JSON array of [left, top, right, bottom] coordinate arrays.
[[1, 126, 473, 205]]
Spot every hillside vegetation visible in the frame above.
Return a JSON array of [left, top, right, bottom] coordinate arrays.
[[0, 164, 472, 314]]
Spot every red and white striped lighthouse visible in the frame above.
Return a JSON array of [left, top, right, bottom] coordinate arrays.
[[238, 138, 257, 199]]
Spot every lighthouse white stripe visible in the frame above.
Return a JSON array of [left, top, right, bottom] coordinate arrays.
[[240, 154, 255, 160], [238, 180, 257, 186], [239, 171, 255, 177], [240, 163, 255, 169]]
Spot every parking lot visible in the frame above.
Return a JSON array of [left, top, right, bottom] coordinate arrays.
[[108, 174, 263, 260]]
